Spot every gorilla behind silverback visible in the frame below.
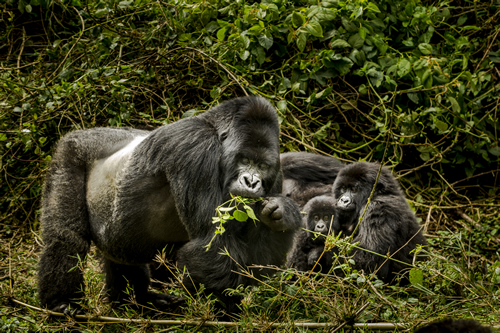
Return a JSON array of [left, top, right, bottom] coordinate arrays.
[[281, 152, 344, 207], [331, 162, 427, 281], [38, 96, 301, 313]]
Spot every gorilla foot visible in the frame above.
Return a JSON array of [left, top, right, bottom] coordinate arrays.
[[136, 291, 184, 310]]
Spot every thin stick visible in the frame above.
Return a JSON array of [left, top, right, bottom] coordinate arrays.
[[157, 47, 248, 96], [10, 298, 407, 329]]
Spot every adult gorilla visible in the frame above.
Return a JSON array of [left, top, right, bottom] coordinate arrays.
[[38, 96, 302, 313], [331, 162, 427, 282], [281, 152, 344, 208]]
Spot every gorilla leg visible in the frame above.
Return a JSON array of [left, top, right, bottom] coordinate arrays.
[[104, 259, 181, 309], [37, 145, 90, 313]]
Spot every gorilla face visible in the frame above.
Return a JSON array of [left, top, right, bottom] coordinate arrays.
[[331, 162, 401, 237], [331, 165, 375, 237], [221, 107, 280, 199], [228, 155, 277, 198], [302, 196, 336, 244]]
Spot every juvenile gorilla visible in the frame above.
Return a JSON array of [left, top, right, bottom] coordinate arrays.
[[38, 96, 302, 313], [286, 196, 336, 272], [281, 152, 344, 208], [331, 162, 427, 282]]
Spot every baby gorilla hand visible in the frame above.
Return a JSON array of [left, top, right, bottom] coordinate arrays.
[[258, 196, 301, 232]]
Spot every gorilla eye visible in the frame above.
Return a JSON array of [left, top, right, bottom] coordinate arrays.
[[242, 158, 250, 165], [313, 215, 319, 221], [259, 163, 269, 170], [352, 187, 357, 193], [323, 215, 329, 221], [340, 186, 346, 193]]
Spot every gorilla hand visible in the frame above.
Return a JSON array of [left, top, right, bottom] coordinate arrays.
[[257, 196, 301, 232]]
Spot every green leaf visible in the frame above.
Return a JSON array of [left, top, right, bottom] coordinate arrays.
[[358, 26, 367, 40], [408, 92, 419, 104], [239, 50, 250, 60], [233, 210, 248, 222], [240, 34, 250, 49], [276, 100, 287, 113], [351, 6, 363, 19], [247, 25, 263, 36], [421, 69, 432, 88], [216, 27, 227, 41], [297, 32, 307, 52], [348, 33, 364, 49], [366, 2, 381, 13], [457, 15, 467, 26], [488, 146, 500, 156], [434, 118, 448, 132], [397, 59, 411, 78], [244, 205, 258, 220], [418, 43, 432, 55], [305, 21, 323, 38], [330, 39, 351, 49], [253, 46, 266, 65], [292, 12, 305, 28], [258, 34, 273, 50], [448, 96, 460, 114]]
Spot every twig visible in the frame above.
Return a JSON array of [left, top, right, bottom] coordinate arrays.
[[157, 47, 248, 96], [16, 27, 26, 71], [47, 7, 85, 83], [10, 298, 407, 330]]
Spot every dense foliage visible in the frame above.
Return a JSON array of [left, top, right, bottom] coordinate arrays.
[[1, 0, 499, 227], [0, 0, 499, 331]]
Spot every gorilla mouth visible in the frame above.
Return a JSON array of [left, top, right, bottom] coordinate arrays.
[[229, 189, 264, 199]]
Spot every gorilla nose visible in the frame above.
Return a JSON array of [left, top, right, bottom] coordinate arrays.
[[338, 196, 351, 207], [242, 174, 261, 192], [315, 222, 325, 232]]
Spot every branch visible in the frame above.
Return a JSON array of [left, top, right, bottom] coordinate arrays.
[[10, 298, 408, 330]]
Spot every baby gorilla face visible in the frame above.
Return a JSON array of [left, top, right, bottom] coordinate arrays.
[[311, 213, 333, 235], [302, 196, 336, 244]]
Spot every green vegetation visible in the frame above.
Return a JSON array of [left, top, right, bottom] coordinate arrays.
[[0, 0, 499, 331]]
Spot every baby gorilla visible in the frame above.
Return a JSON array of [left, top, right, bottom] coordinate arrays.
[[331, 162, 427, 282], [286, 196, 336, 272]]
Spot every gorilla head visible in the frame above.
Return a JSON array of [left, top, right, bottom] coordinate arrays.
[[220, 98, 281, 199], [332, 162, 401, 237], [303, 195, 336, 244]]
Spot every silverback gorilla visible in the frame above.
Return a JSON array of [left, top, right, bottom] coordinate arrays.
[[281, 152, 344, 208], [37, 96, 301, 313], [331, 162, 427, 281], [286, 195, 336, 272]]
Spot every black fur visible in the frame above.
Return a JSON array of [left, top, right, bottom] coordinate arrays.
[[331, 162, 427, 282], [38, 96, 302, 313], [286, 195, 336, 272], [281, 152, 344, 208], [415, 318, 493, 333]]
